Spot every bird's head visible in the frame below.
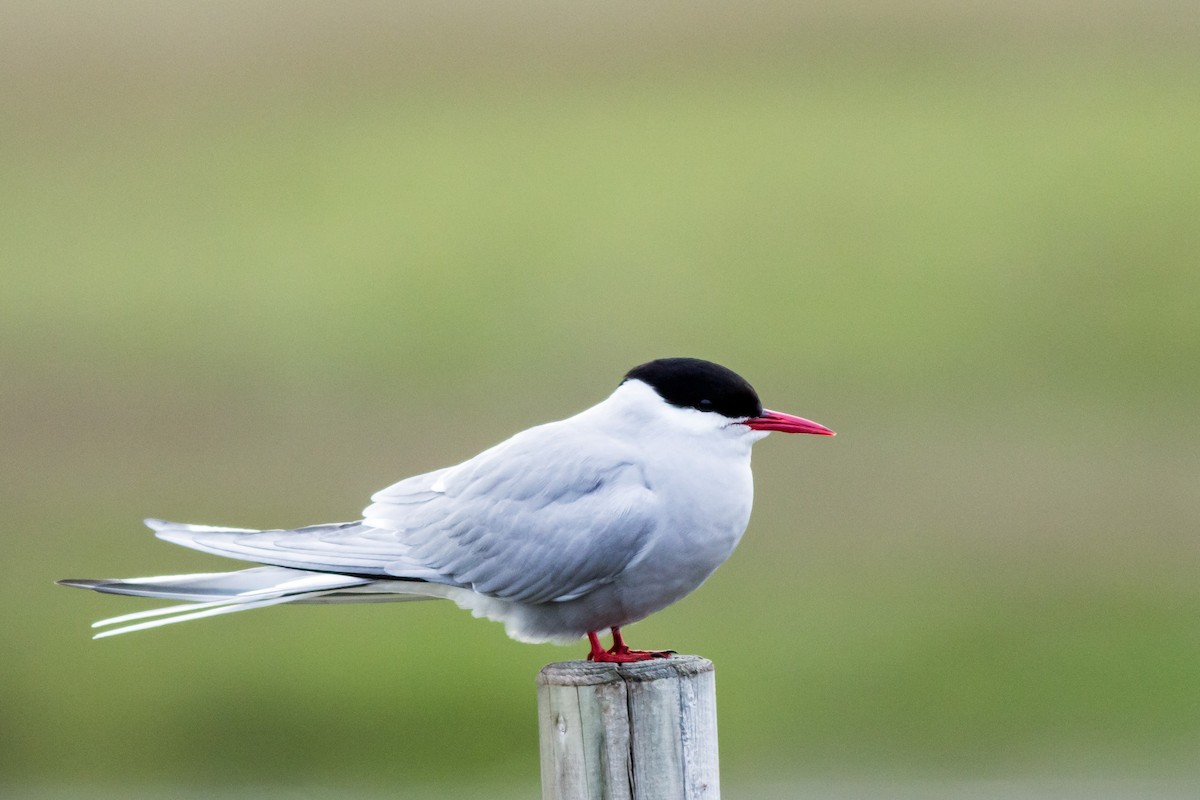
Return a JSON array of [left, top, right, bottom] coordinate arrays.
[[617, 357, 835, 440]]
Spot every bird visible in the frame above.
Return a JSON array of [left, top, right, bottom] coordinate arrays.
[[59, 357, 834, 662]]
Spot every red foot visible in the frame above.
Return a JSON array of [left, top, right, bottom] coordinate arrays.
[[586, 629, 675, 663]]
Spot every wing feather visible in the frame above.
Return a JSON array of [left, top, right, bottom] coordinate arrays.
[[365, 423, 658, 604], [154, 421, 658, 606], [153, 521, 444, 580]]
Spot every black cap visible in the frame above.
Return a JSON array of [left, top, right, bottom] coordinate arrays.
[[623, 358, 763, 419]]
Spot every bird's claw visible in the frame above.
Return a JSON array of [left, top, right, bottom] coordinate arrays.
[[586, 628, 673, 662], [588, 649, 674, 663]]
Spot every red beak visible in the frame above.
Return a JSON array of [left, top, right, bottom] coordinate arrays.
[[744, 409, 835, 436]]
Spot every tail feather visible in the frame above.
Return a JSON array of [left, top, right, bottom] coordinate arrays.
[[92, 596, 265, 629], [57, 566, 372, 601], [58, 566, 392, 639], [60, 520, 457, 639], [91, 593, 319, 639]]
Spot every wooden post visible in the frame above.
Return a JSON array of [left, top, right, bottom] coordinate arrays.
[[537, 655, 719, 800]]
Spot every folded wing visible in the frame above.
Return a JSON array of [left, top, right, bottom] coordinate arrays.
[[155, 424, 659, 606]]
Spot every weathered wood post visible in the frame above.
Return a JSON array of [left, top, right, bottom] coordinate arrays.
[[537, 656, 719, 800]]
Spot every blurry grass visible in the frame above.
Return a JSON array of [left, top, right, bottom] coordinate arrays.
[[2, 7, 1199, 794], [6, 53, 1199, 402]]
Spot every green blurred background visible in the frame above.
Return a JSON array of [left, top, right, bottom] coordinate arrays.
[[3, 2, 1198, 797]]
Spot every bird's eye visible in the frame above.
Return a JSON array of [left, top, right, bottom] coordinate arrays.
[[699, 399, 713, 408]]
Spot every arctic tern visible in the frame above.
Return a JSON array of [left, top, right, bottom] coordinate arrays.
[[60, 357, 834, 662]]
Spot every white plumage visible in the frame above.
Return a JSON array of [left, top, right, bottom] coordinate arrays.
[[61, 358, 832, 659]]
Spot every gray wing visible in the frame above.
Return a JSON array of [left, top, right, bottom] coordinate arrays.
[[156, 423, 659, 605], [363, 425, 659, 604], [151, 519, 447, 581]]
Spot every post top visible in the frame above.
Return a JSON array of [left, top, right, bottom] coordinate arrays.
[[537, 655, 713, 687]]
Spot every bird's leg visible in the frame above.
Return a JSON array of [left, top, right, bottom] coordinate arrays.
[[586, 631, 608, 661], [610, 626, 674, 659], [585, 627, 674, 663], [608, 626, 632, 655]]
